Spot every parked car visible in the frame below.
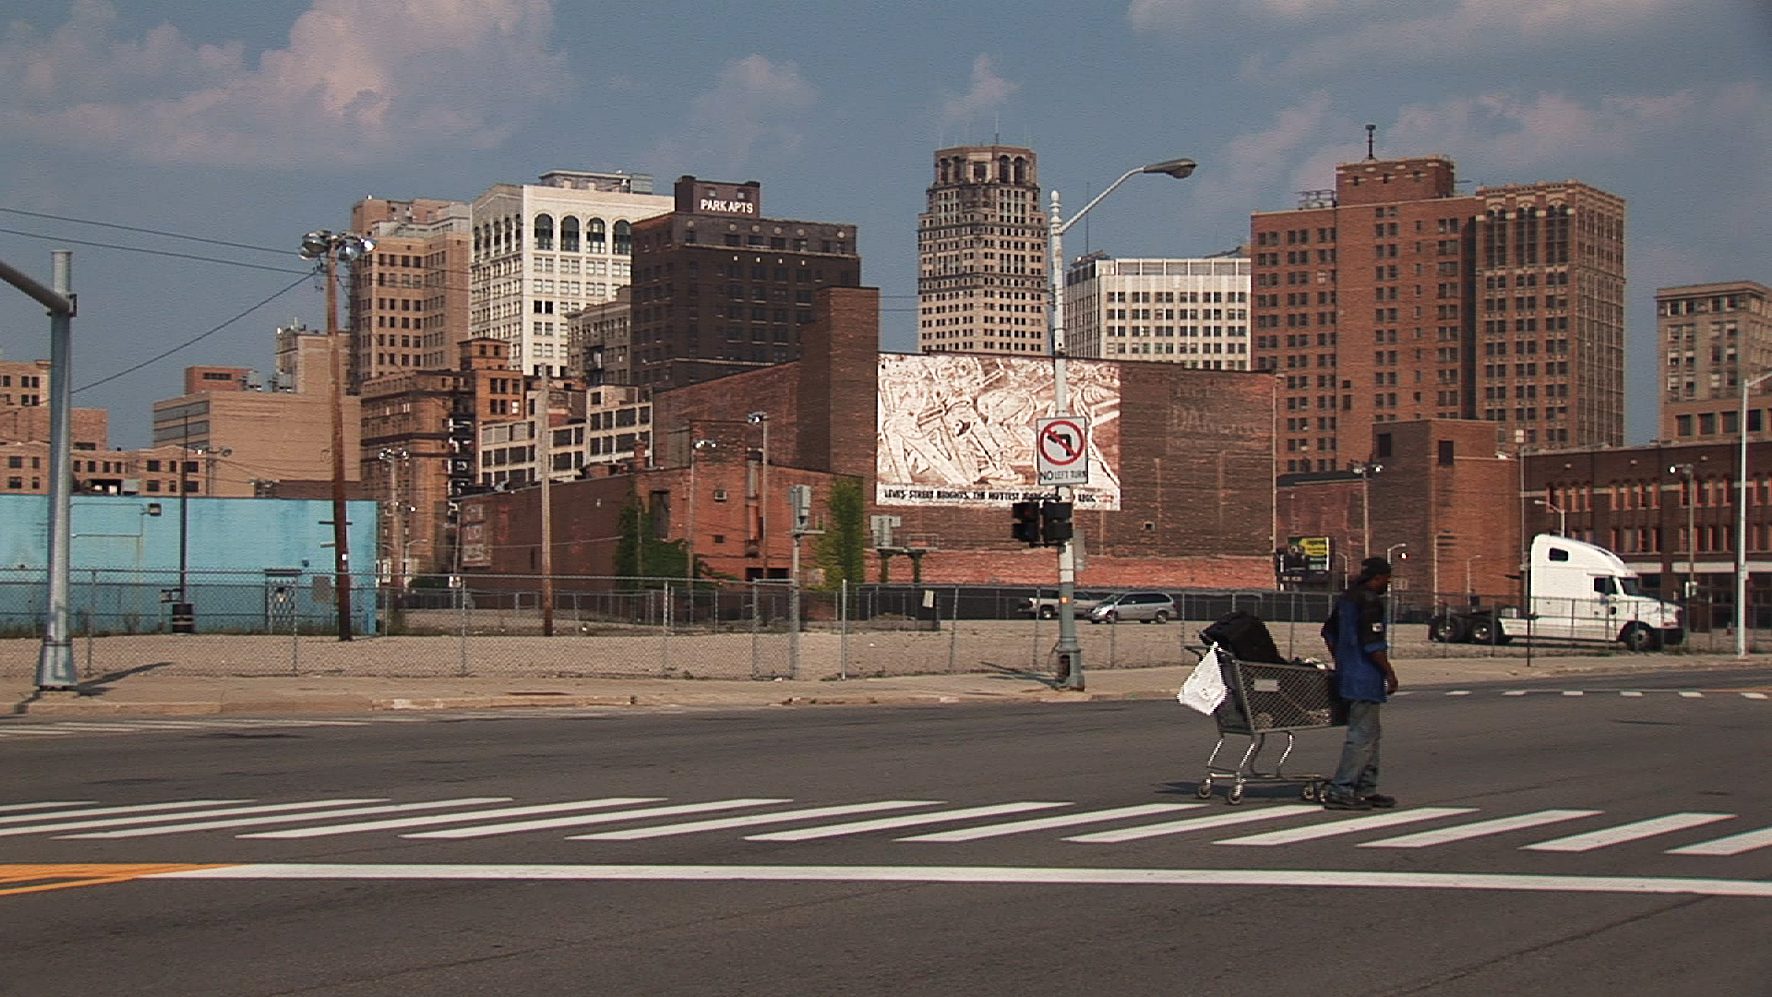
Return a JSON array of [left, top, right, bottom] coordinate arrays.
[[1019, 592, 1107, 619], [1088, 591, 1175, 624]]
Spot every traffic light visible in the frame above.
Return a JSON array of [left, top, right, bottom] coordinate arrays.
[[1011, 501, 1042, 545], [1040, 500, 1073, 544]]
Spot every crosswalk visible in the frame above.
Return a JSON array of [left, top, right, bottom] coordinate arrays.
[[2, 794, 1768, 857]]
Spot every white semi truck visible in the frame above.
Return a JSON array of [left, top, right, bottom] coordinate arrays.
[[1427, 534, 1683, 651]]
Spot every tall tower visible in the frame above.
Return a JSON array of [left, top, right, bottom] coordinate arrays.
[[917, 145, 1049, 354], [347, 197, 471, 390], [1251, 153, 1626, 473]]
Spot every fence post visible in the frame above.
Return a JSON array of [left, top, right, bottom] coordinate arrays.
[[1030, 587, 1044, 672], [83, 568, 95, 679], [661, 581, 672, 676], [947, 585, 960, 672], [749, 580, 761, 680], [788, 576, 800, 681], [456, 581, 469, 678], [291, 576, 301, 676]]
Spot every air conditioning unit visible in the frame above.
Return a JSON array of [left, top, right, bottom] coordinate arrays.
[[712, 489, 728, 502]]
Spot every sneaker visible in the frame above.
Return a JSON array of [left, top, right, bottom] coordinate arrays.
[[1361, 794, 1397, 809], [1322, 794, 1374, 811]]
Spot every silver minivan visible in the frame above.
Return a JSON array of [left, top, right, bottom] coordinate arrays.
[[1087, 591, 1175, 624]]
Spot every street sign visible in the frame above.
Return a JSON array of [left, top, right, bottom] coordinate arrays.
[[1036, 416, 1089, 486]]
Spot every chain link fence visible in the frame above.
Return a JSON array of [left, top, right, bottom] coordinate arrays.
[[0, 569, 1764, 681]]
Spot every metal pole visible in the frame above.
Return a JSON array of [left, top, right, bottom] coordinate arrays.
[[1050, 190, 1084, 691], [1737, 371, 1770, 657], [178, 412, 190, 611], [325, 251, 354, 640], [839, 579, 849, 680], [789, 534, 801, 680], [537, 370, 554, 637], [34, 251, 77, 688]]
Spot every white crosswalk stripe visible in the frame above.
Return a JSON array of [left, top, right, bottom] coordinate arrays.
[[1665, 825, 1772, 857], [746, 803, 1070, 842], [573, 801, 945, 841], [0, 800, 371, 837], [63, 798, 513, 839], [241, 798, 664, 839], [0, 800, 95, 813], [1065, 805, 1319, 844], [0, 799, 251, 828], [896, 803, 1202, 842], [1522, 812, 1737, 853], [1213, 807, 1478, 846], [403, 799, 792, 839], [1359, 809, 1602, 848]]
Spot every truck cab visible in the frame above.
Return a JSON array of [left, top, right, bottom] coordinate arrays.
[[1429, 534, 1683, 651]]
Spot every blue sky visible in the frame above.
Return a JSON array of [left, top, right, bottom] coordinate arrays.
[[2, 0, 1768, 447]]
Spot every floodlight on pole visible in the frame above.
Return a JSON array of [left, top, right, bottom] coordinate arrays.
[[298, 228, 375, 640], [1049, 155, 1197, 692]]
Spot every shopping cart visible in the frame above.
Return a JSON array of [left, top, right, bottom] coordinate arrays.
[[1187, 644, 1347, 805]]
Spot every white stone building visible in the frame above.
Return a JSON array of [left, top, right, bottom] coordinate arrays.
[[1063, 255, 1252, 369], [470, 170, 672, 376]]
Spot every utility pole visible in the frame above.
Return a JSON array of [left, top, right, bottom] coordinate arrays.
[[536, 367, 554, 637]]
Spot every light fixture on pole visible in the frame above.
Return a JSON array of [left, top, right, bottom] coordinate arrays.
[[1736, 369, 1772, 657], [298, 228, 375, 641], [1350, 461, 1383, 557], [377, 447, 410, 595], [1534, 497, 1566, 537], [1048, 156, 1197, 692], [747, 411, 770, 576], [1383, 542, 1408, 636], [1669, 462, 1697, 607], [686, 437, 718, 585]]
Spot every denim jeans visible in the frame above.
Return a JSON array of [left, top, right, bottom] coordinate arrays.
[[1328, 699, 1382, 798]]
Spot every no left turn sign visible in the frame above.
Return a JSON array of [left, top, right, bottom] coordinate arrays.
[[1036, 417, 1089, 485]]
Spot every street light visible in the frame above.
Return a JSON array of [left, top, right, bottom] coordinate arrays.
[[1669, 462, 1697, 608], [686, 437, 717, 585], [747, 412, 769, 576], [1350, 461, 1383, 557], [1736, 369, 1772, 657], [1049, 155, 1198, 692], [377, 448, 410, 594], [1384, 543, 1408, 635], [1534, 497, 1566, 537], [297, 228, 375, 641]]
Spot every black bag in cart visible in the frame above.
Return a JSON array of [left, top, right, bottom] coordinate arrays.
[[1200, 610, 1287, 665]]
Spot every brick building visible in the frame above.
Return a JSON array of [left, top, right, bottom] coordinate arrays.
[[347, 196, 472, 388], [461, 286, 1279, 589], [1252, 153, 1624, 474], [625, 176, 861, 390], [1658, 280, 1772, 444]]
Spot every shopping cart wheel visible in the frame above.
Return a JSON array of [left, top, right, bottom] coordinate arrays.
[[1195, 781, 1214, 800], [1300, 782, 1319, 802], [1226, 786, 1245, 805]]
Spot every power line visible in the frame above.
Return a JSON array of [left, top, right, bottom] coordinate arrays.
[[0, 206, 290, 256], [0, 226, 311, 276], [75, 273, 314, 394]]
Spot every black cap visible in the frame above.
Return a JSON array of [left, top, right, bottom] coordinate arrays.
[[1358, 556, 1393, 579]]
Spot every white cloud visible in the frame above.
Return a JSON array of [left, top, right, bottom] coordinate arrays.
[[1385, 89, 1701, 178], [939, 55, 1019, 130], [1191, 92, 1344, 208], [1127, 0, 1369, 30], [660, 55, 817, 170], [0, 0, 566, 169]]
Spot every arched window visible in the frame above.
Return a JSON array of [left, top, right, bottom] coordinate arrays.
[[503, 216, 516, 251], [533, 213, 554, 250], [613, 220, 632, 255], [938, 159, 950, 183], [560, 216, 580, 252], [587, 218, 606, 253], [1013, 157, 1027, 184], [998, 156, 1010, 182], [473, 225, 484, 255]]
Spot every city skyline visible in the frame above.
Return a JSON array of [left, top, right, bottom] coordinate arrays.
[[1, 0, 1768, 448]]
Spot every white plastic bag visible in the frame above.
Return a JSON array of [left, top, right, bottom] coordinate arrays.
[[1178, 643, 1229, 716]]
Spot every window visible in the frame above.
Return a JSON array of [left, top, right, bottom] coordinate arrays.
[[586, 218, 606, 253], [560, 217, 580, 252], [532, 214, 554, 251]]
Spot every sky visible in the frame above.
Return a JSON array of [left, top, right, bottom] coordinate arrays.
[[1, 0, 1768, 448]]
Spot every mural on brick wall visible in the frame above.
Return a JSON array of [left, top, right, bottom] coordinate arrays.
[[875, 354, 1121, 509]]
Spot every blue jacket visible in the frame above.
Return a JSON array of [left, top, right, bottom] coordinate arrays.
[[1324, 585, 1390, 702]]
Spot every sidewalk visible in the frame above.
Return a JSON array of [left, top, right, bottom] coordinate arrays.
[[6, 652, 1764, 718]]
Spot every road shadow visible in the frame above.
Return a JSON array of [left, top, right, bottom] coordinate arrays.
[[7, 661, 171, 715], [979, 662, 1067, 689]]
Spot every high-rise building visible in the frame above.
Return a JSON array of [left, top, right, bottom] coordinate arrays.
[[348, 197, 472, 388], [917, 145, 1049, 355], [569, 287, 632, 386], [1064, 255, 1251, 368], [469, 170, 672, 377], [1251, 154, 1625, 473], [625, 176, 860, 389], [1658, 280, 1772, 443]]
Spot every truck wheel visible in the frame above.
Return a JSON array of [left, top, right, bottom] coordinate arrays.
[[1039, 606, 1055, 620], [1430, 616, 1466, 643], [1154, 609, 1170, 624], [1467, 618, 1495, 644], [1621, 623, 1660, 652]]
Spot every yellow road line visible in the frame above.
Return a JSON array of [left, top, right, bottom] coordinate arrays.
[[0, 863, 231, 897]]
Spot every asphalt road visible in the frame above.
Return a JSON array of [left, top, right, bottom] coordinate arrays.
[[2, 666, 1769, 996]]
